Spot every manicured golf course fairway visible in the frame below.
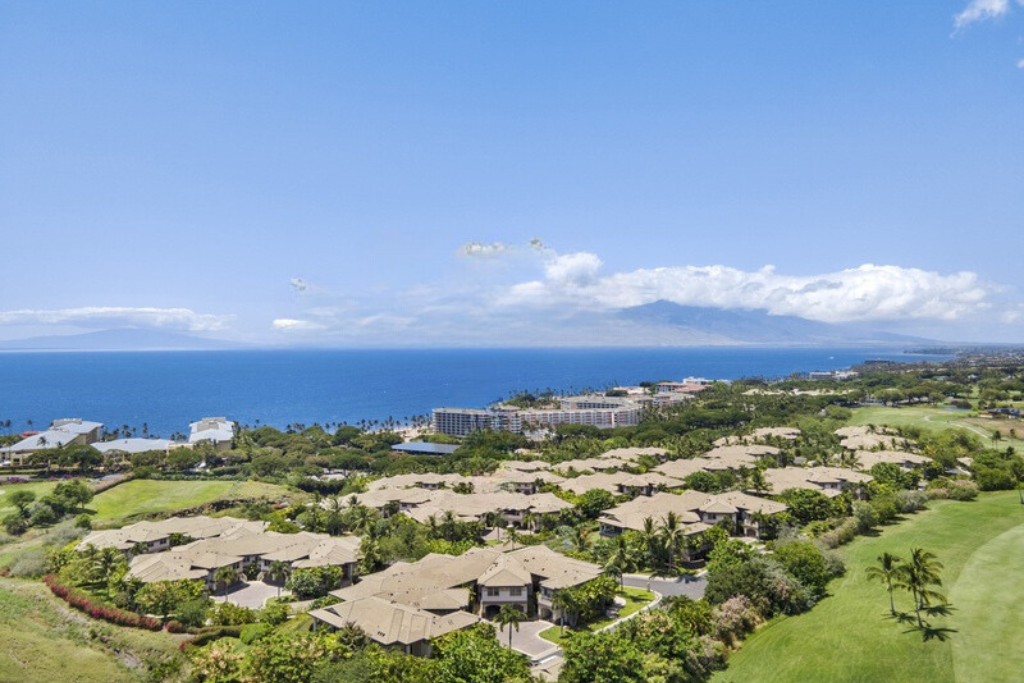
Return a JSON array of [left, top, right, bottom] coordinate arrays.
[[713, 491, 1024, 683]]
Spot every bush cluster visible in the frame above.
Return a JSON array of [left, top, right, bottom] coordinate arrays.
[[43, 574, 162, 631]]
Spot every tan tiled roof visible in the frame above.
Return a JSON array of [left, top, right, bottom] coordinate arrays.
[[310, 597, 480, 645]]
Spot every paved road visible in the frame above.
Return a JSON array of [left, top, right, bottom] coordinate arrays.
[[622, 573, 706, 599]]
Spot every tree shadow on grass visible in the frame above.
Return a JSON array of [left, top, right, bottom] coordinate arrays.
[[889, 605, 957, 641], [913, 626, 958, 642]]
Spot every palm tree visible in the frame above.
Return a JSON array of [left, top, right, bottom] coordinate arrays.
[[551, 590, 576, 633], [604, 534, 634, 589], [214, 566, 239, 596], [659, 511, 687, 573], [896, 548, 946, 627], [640, 517, 660, 568], [442, 510, 457, 541], [495, 604, 524, 649], [266, 560, 289, 597], [865, 552, 903, 616], [572, 526, 590, 553]]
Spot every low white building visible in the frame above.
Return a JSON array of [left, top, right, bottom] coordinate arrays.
[[189, 417, 235, 450]]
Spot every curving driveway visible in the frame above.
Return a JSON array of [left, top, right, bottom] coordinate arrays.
[[622, 572, 706, 599]]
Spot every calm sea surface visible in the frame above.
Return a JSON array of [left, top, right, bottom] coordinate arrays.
[[0, 348, 946, 437]]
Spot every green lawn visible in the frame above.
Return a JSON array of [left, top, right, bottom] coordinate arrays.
[[0, 578, 186, 683], [89, 479, 294, 522], [539, 587, 656, 646], [712, 492, 1024, 683]]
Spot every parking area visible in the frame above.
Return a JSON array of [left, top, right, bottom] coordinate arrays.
[[211, 581, 288, 609], [496, 619, 559, 660]]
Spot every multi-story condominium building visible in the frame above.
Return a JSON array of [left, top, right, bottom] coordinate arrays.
[[432, 408, 502, 436], [432, 404, 641, 436]]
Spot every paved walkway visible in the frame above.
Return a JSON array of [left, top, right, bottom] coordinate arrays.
[[496, 619, 559, 659], [622, 572, 707, 599]]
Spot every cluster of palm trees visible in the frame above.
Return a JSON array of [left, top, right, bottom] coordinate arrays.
[[597, 513, 696, 583], [865, 548, 947, 629]]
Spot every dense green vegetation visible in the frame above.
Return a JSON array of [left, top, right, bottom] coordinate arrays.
[[712, 491, 1024, 683]]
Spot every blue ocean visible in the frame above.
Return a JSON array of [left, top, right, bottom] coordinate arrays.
[[0, 348, 944, 437]]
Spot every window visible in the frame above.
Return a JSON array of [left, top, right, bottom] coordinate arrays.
[[509, 587, 523, 597], [487, 587, 500, 597]]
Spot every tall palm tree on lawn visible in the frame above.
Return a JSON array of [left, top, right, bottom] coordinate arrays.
[[495, 604, 525, 649], [865, 552, 903, 616], [896, 548, 946, 628]]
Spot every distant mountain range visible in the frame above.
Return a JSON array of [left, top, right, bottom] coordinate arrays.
[[0, 328, 246, 351], [615, 301, 936, 346], [0, 303, 940, 350]]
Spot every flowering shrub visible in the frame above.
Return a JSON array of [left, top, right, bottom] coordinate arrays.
[[711, 595, 763, 646], [42, 574, 161, 631]]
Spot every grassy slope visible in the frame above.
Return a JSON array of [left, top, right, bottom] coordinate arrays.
[[89, 479, 293, 521], [713, 492, 1024, 683], [0, 578, 185, 683]]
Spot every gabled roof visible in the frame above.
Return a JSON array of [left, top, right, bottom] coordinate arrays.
[[477, 555, 531, 587], [310, 597, 480, 645]]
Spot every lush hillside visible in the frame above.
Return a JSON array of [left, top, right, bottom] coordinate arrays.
[[0, 578, 185, 683], [713, 491, 1024, 683]]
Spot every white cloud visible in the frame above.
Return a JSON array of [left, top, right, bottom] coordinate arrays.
[[1017, 58, 1024, 68], [954, 0, 1010, 30], [500, 257, 992, 323], [458, 241, 511, 258], [271, 318, 324, 331], [458, 238, 551, 259], [0, 307, 229, 331], [544, 252, 603, 288]]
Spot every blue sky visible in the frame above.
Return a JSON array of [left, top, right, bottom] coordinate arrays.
[[1, 1, 1022, 345]]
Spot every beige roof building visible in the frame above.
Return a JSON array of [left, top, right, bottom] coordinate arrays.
[[316, 543, 602, 649], [597, 446, 669, 462], [90, 517, 362, 595], [835, 426, 912, 451], [310, 596, 481, 655], [854, 450, 931, 471], [715, 427, 801, 446], [598, 490, 786, 539], [763, 466, 873, 498], [79, 516, 267, 554]]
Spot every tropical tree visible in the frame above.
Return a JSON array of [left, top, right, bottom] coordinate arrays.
[[7, 490, 35, 516], [659, 511, 688, 573], [551, 589, 577, 632], [494, 603, 525, 649], [215, 566, 239, 596], [639, 517, 660, 569], [865, 552, 903, 616], [604, 534, 635, 589], [267, 560, 289, 597], [896, 547, 946, 627]]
